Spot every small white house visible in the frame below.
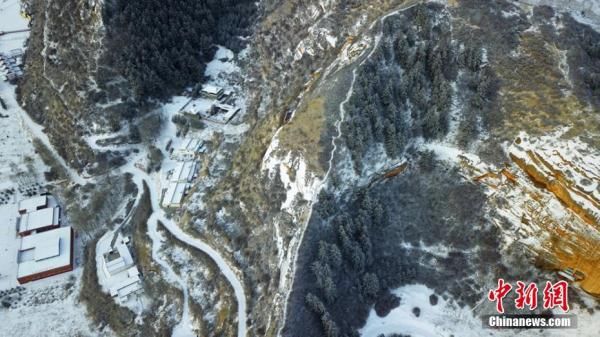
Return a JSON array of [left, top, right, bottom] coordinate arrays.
[[200, 84, 224, 99], [102, 233, 143, 304], [102, 234, 135, 278]]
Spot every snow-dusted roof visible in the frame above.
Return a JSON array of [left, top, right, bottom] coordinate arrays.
[[201, 84, 223, 96], [105, 255, 126, 275], [214, 103, 239, 112], [213, 103, 240, 123], [17, 226, 72, 279], [182, 138, 204, 152], [34, 236, 60, 261], [162, 182, 187, 208], [187, 99, 214, 115], [18, 196, 48, 213], [103, 235, 135, 277], [171, 161, 197, 183], [174, 139, 205, 160], [18, 207, 60, 234], [109, 266, 142, 301], [98, 232, 143, 304]]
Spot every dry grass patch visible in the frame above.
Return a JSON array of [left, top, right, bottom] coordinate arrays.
[[277, 96, 326, 175], [495, 33, 600, 144]]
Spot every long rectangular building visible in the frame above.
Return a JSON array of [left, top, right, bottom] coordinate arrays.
[[162, 182, 188, 208], [18, 196, 48, 214], [17, 226, 74, 284], [18, 206, 61, 236], [171, 161, 198, 183]]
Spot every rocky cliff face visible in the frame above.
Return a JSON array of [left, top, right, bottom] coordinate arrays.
[[279, 1, 600, 335]]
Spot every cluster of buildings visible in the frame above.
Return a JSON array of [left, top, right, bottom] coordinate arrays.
[[100, 232, 142, 304], [162, 138, 203, 208], [184, 84, 241, 124], [14, 195, 73, 284], [1, 49, 24, 84]]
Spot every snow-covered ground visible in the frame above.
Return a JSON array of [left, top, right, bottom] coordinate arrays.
[[360, 284, 488, 337], [202, 45, 247, 123], [128, 167, 247, 337], [0, 3, 46, 190], [205, 46, 238, 83], [87, 117, 248, 337], [0, 269, 115, 337], [518, 0, 600, 26], [0, 3, 86, 186], [0, 0, 50, 292], [156, 93, 249, 337], [0, 202, 21, 290], [0, 3, 190, 336], [0, 0, 28, 51], [360, 283, 600, 337]]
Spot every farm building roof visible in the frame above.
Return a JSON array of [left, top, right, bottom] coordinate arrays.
[[18, 207, 60, 235], [171, 161, 197, 183], [201, 84, 224, 96], [162, 182, 187, 208], [17, 226, 73, 280], [109, 266, 142, 301], [17, 196, 48, 213]]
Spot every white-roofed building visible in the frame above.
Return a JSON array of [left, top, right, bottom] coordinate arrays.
[[200, 84, 224, 99], [17, 195, 48, 214], [184, 138, 205, 153], [109, 266, 143, 304], [210, 103, 240, 124], [102, 234, 134, 277], [171, 161, 198, 183], [162, 182, 188, 208], [184, 98, 214, 117], [173, 138, 205, 161], [17, 206, 61, 236], [16, 226, 74, 284], [101, 233, 143, 304]]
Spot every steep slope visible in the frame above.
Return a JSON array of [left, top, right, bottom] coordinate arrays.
[[191, 1, 428, 335], [18, 0, 257, 172], [18, 0, 104, 170], [9, 0, 600, 336], [278, 1, 600, 336]]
